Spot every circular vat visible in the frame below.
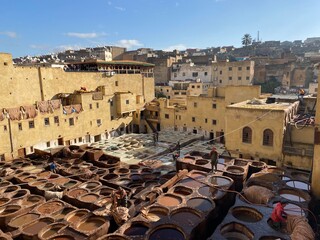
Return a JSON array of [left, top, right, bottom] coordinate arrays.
[[63, 180, 78, 189], [114, 168, 130, 175], [210, 176, 233, 187], [157, 194, 182, 207], [67, 188, 89, 198], [123, 222, 149, 236], [2, 185, 19, 194], [80, 181, 101, 190], [285, 180, 310, 191], [234, 159, 248, 166], [36, 201, 64, 215], [0, 181, 11, 188], [76, 216, 107, 232], [22, 217, 54, 235], [80, 193, 100, 203], [220, 222, 254, 240], [103, 173, 119, 181], [141, 173, 157, 181], [144, 206, 169, 222], [24, 195, 44, 206], [148, 224, 186, 240], [52, 208, 76, 220], [29, 179, 47, 187], [226, 165, 245, 174], [170, 207, 202, 227], [11, 189, 28, 199], [278, 188, 310, 202], [8, 213, 40, 228], [198, 186, 217, 197], [178, 177, 205, 189], [130, 174, 142, 182], [65, 209, 89, 224], [187, 197, 214, 212], [195, 159, 209, 166], [0, 205, 21, 216], [250, 161, 266, 168], [39, 222, 67, 239], [173, 186, 193, 196], [232, 206, 263, 223], [0, 197, 10, 207]]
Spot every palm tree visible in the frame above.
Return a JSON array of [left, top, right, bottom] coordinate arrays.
[[242, 34, 252, 46]]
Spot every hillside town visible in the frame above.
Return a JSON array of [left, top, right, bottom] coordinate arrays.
[[0, 35, 319, 240]]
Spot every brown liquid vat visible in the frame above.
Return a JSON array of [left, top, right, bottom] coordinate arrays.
[[38, 222, 68, 239], [64, 209, 90, 225], [144, 206, 169, 222], [102, 173, 120, 181], [147, 224, 186, 240], [0, 198, 10, 207], [0, 204, 23, 226], [0, 181, 11, 188], [22, 217, 55, 238], [48, 234, 76, 240], [170, 207, 202, 228], [278, 188, 310, 203], [220, 222, 254, 240], [114, 168, 130, 176], [75, 216, 110, 238], [23, 194, 45, 207], [67, 188, 89, 199], [52, 207, 76, 220], [36, 200, 65, 215], [63, 180, 79, 189], [79, 193, 100, 203], [1, 185, 20, 196], [78, 181, 102, 191], [232, 206, 263, 223], [157, 194, 183, 207], [8, 212, 40, 230]]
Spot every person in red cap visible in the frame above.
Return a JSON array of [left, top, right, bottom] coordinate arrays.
[[209, 147, 218, 172], [270, 199, 288, 230]]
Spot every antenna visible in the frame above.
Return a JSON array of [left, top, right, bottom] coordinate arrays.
[[257, 31, 260, 42]]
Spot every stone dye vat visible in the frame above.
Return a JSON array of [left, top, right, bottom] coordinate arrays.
[[21, 217, 55, 239], [64, 209, 90, 225], [278, 188, 310, 203], [220, 222, 254, 240], [7, 212, 40, 231], [223, 165, 247, 192], [123, 221, 150, 237], [231, 206, 263, 223], [148, 224, 186, 240], [170, 207, 202, 228], [35, 200, 65, 216], [75, 215, 110, 239], [157, 194, 183, 208], [38, 222, 68, 239]]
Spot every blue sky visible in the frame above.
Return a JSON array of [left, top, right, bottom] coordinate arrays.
[[0, 0, 319, 57]]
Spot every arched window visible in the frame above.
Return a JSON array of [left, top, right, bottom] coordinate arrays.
[[242, 127, 252, 143], [263, 129, 273, 146]]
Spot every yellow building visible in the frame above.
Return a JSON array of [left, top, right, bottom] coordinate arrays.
[[212, 60, 254, 86], [0, 53, 154, 160], [148, 85, 261, 141]]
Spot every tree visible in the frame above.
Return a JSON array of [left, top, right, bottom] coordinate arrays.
[[242, 34, 252, 46]]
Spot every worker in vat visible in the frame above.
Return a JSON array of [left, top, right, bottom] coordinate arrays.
[[209, 147, 218, 173], [298, 88, 305, 103], [270, 199, 288, 230], [49, 160, 57, 173]]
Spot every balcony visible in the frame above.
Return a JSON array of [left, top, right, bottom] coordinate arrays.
[[283, 144, 314, 157]]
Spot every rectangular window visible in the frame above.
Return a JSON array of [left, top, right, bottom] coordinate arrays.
[[115, 81, 118, 86], [174, 73, 177, 78], [69, 118, 74, 126], [238, 77, 242, 80], [44, 118, 50, 126], [110, 101, 113, 107], [212, 104, 217, 109], [179, 116, 181, 120], [191, 85, 195, 88], [194, 102, 197, 108], [205, 118, 208, 123], [229, 77, 232, 80], [165, 114, 169, 119], [174, 92, 179, 95], [111, 116, 114, 120], [238, 67, 242, 71], [182, 72, 186, 76], [29, 120, 35, 129], [212, 119, 217, 125], [192, 117, 195, 122], [96, 103, 99, 108], [46, 141, 50, 148], [126, 100, 129, 104], [0, 154, 5, 161], [246, 66, 250, 70], [197, 86, 200, 88], [176, 115, 178, 120], [97, 119, 102, 125], [228, 67, 232, 71], [204, 72, 208, 76], [219, 80, 222, 83], [220, 70, 223, 75], [4, 126, 7, 131], [54, 116, 59, 124], [246, 76, 250, 80], [18, 123, 22, 131], [89, 104, 92, 109], [192, 72, 198, 77]]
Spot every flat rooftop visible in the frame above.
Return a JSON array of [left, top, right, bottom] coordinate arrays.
[[227, 98, 296, 111]]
